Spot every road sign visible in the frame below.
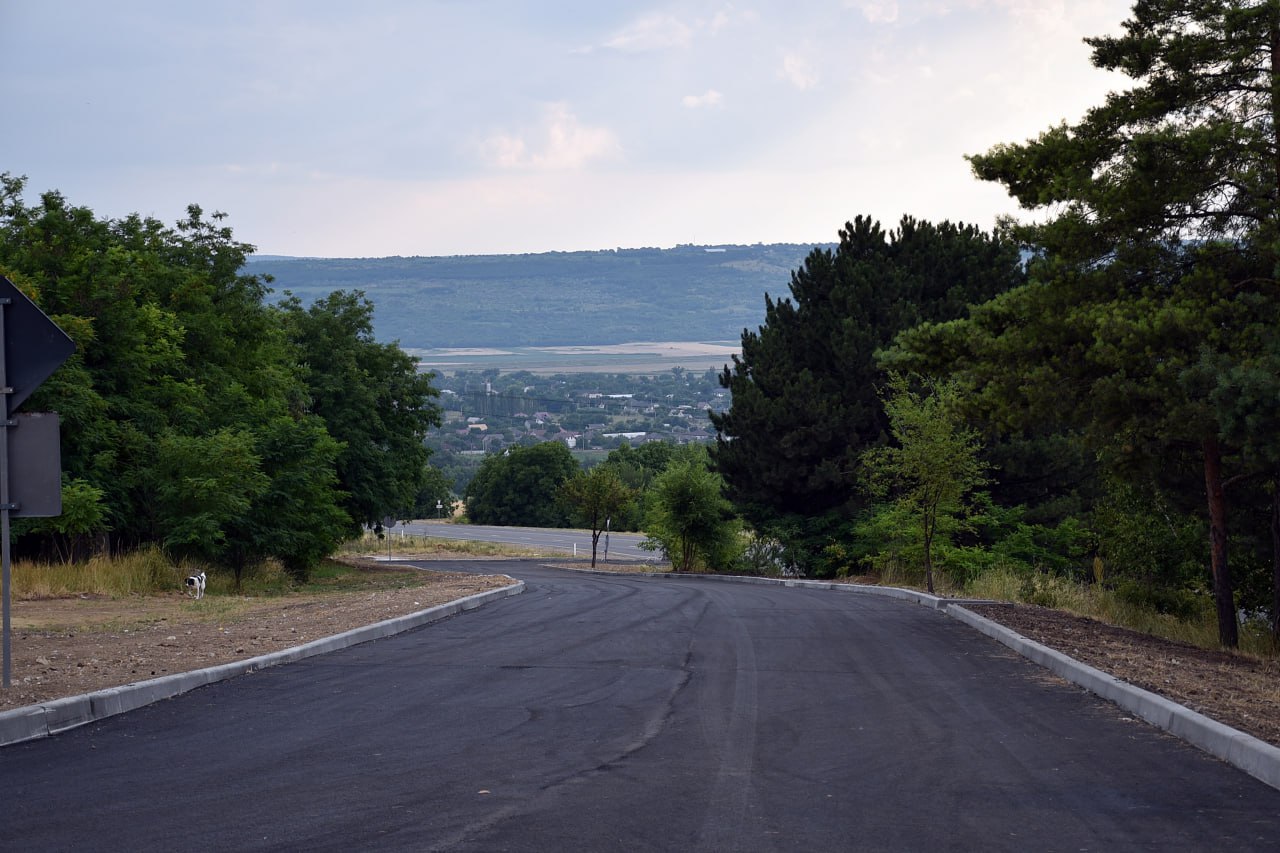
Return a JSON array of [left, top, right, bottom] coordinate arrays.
[[8, 413, 62, 517], [0, 276, 76, 413], [1, 275, 75, 688]]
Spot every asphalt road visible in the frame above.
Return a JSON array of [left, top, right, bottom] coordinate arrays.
[[399, 521, 654, 561], [3, 561, 1279, 851]]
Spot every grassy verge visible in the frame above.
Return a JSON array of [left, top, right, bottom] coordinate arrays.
[[10, 547, 179, 599], [337, 533, 561, 560], [8, 539, 514, 601], [963, 566, 1277, 658]]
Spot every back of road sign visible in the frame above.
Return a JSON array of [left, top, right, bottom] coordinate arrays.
[[0, 275, 76, 413], [8, 413, 61, 517]]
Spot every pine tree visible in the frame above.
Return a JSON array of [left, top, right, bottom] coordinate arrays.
[[961, 0, 1280, 647], [710, 217, 1024, 573]]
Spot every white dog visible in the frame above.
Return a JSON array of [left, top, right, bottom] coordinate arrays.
[[185, 571, 206, 600]]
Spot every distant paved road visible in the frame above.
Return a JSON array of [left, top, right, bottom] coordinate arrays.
[[3, 560, 1278, 851], [399, 520, 654, 561]]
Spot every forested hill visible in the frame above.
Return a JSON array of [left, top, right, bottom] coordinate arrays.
[[246, 243, 829, 349]]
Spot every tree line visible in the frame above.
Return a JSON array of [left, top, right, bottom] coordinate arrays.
[[249, 243, 824, 349], [712, 0, 1280, 649], [465, 441, 737, 573], [0, 174, 441, 583]]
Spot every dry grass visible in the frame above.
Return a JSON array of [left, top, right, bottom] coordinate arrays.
[[338, 533, 560, 560], [965, 567, 1278, 658], [8, 535, 547, 603], [11, 547, 180, 599]]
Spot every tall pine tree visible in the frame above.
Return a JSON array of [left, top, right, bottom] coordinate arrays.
[[965, 0, 1280, 647], [710, 217, 1024, 573]]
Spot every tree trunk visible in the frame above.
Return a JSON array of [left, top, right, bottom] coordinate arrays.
[[1271, 8, 1280, 215], [922, 510, 935, 595], [1203, 436, 1238, 648]]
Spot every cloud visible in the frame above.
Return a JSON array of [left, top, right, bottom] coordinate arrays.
[[682, 89, 724, 109], [779, 52, 820, 90], [855, 1, 900, 23], [603, 14, 694, 52], [601, 6, 752, 53], [481, 104, 622, 171]]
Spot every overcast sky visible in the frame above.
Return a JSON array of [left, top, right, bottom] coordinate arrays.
[[3, 1, 1134, 258]]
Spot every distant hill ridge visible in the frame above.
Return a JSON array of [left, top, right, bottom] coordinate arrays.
[[247, 243, 831, 349]]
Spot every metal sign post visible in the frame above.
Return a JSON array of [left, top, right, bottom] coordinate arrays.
[[1, 295, 11, 688], [0, 276, 76, 687]]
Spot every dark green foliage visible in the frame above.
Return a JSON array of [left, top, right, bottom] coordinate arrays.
[[598, 441, 678, 530], [643, 447, 739, 572], [276, 290, 442, 532], [412, 466, 459, 519], [251, 416, 350, 583], [0, 174, 436, 581], [465, 443, 580, 527], [17, 477, 110, 564], [861, 376, 988, 593], [710, 216, 1025, 573], [952, 1, 1280, 646], [153, 429, 270, 586], [559, 466, 634, 566]]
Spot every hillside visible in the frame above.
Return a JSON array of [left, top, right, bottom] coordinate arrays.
[[247, 243, 828, 349]]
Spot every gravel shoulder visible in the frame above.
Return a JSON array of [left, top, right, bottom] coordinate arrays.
[[0, 560, 514, 714], [1, 563, 1276, 754]]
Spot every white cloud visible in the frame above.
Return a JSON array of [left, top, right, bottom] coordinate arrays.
[[779, 52, 820, 90], [682, 89, 724, 109], [856, 1, 900, 23], [603, 14, 694, 52], [481, 104, 622, 171]]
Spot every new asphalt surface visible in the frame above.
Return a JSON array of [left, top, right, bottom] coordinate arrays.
[[3, 560, 1279, 851]]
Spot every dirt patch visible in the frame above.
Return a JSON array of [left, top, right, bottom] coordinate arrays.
[[964, 601, 1280, 749], [0, 563, 512, 713]]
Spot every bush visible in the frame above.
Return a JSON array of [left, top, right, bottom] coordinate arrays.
[[1111, 579, 1207, 622], [733, 534, 802, 577]]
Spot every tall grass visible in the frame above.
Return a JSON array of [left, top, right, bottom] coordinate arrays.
[[337, 532, 557, 559], [966, 566, 1277, 658], [11, 548, 305, 599], [11, 547, 177, 598], [9, 533, 541, 601]]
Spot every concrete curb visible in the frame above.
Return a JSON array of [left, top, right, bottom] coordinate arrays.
[[944, 602, 1280, 792], [576, 568, 1280, 791], [0, 581, 524, 747]]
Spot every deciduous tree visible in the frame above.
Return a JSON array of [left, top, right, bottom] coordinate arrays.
[[465, 443, 579, 527], [559, 467, 634, 567], [277, 290, 442, 534], [644, 449, 738, 572], [861, 376, 987, 594]]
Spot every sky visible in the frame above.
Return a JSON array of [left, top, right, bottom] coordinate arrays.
[[3, 1, 1135, 259]]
